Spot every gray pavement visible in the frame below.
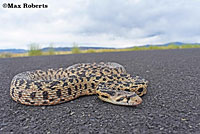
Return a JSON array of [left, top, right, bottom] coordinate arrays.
[[0, 48, 200, 134]]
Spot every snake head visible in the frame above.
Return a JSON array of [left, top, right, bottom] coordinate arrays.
[[97, 90, 142, 106]]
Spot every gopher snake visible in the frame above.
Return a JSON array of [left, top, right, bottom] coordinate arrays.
[[10, 62, 148, 106]]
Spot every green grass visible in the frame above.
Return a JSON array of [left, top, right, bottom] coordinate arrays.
[[28, 43, 42, 56], [47, 44, 55, 55], [1, 43, 200, 58], [71, 44, 81, 54]]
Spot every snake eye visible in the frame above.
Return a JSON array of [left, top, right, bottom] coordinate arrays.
[[138, 88, 143, 92]]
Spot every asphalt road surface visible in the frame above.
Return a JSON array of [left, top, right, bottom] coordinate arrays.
[[0, 49, 200, 134]]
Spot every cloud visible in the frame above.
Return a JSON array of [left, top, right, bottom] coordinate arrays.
[[0, 0, 200, 49]]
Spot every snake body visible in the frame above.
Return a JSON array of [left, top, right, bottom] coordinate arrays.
[[10, 62, 148, 106]]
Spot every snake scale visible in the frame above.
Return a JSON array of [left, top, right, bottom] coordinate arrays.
[[10, 62, 148, 106]]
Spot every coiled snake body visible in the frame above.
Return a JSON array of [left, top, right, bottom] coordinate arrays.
[[10, 62, 148, 106]]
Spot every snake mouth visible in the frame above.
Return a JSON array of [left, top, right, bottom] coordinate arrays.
[[130, 97, 142, 106], [121, 95, 142, 106], [111, 96, 142, 106]]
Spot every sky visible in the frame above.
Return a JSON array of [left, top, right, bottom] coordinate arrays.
[[0, 0, 200, 49]]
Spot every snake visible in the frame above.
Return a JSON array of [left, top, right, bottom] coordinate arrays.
[[10, 62, 148, 106]]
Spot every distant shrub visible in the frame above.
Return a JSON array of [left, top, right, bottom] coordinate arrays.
[[72, 44, 81, 54], [130, 46, 147, 51], [149, 46, 160, 50], [0, 52, 13, 58], [167, 44, 180, 49], [48, 44, 55, 55], [28, 43, 42, 56], [86, 49, 96, 53], [132, 46, 140, 50], [181, 44, 200, 49]]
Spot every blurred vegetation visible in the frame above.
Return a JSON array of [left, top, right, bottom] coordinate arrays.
[[1, 43, 200, 58], [28, 43, 42, 56], [0, 52, 13, 58], [86, 49, 96, 53], [71, 43, 81, 54], [47, 44, 55, 55]]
